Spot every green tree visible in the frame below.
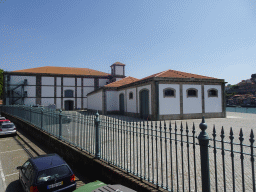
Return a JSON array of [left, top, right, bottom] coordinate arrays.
[[0, 69, 3, 99]]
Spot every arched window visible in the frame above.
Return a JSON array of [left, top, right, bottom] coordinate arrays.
[[64, 90, 73, 98], [129, 92, 133, 100], [208, 89, 218, 97], [163, 88, 176, 98], [187, 88, 198, 97]]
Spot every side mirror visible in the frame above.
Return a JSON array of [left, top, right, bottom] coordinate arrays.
[[16, 166, 22, 170]]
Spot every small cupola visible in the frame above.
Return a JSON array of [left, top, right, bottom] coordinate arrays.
[[110, 62, 126, 82], [111, 62, 125, 76]]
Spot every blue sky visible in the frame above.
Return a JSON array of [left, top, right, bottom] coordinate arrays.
[[1, 0, 256, 85]]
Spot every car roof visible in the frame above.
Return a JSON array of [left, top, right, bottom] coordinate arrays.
[[29, 153, 67, 171], [0, 119, 10, 122]]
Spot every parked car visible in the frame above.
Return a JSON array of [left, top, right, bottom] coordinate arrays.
[[0, 117, 6, 120], [73, 180, 136, 192], [17, 153, 76, 192], [0, 119, 11, 126], [0, 122, 16, 136]]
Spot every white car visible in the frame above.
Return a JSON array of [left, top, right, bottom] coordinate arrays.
[[0, 122, 17, 136]]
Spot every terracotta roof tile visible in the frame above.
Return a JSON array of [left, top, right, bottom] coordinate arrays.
[[110, 62, 125, 67], [12, 66, 110, 76], [104, 76, 139, 88], [140, 69, 217, 80]]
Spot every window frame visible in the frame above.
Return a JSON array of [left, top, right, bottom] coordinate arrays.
[[163, 88, 176, 98], [208, 88, 218, 97], [187, 88, 198, 98], [64, 90, 74, 98], [129, 92, 133, 100]]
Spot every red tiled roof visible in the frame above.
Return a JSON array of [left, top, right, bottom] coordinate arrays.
[[104, 76, 139, 88], [12, 66, 110, 76], [110, 62, 125, 67], [140, 69, 217, 80]]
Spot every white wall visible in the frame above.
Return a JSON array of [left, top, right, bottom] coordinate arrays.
[[24, 98, 36, 106], [106, 91, 118, 111], [87, 91, 102, 111], [83, 98, 87, 108], [77, 87, 81, 97], [183, 85, 202, 114], [83, 78, 94, 86], [57, 87, 61, 97], [99, 79, 109, 87], [41, 98, 55, 106], [41, 86, 54, 97], [10, 75, 36, 85], [77, 98, 81, 109], [57, 77, 61, 86], [115, 66, 124, 75], [77, 78, 81, 86], [159, 84, 180, 115], [204, 85, 222, 113], [56, 98, 61, 109], [83, 87, 95, 96], [42, 77, 54, 85], [24, 86, 36, 97], [63, 77, 75, 86], [137, 85, 151, 115], [126, 88, 136, 113]]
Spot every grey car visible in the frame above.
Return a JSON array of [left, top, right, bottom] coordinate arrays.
[[0, 122, 17, 136]]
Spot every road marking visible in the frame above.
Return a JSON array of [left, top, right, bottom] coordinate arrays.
[[0, 159, 7, 191], [5, 172, 19, 177], [0, 139, 12, 142], [0, 148, 30, 154]]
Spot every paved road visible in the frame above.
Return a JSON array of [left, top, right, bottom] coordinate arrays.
[[0, 125, 92, 192], [60, 111, 256, 191]]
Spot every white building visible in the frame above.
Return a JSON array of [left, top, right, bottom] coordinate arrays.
[[3, 62, 226, 120], [3, 62, 125, 110], [87, 68, 226, 120]]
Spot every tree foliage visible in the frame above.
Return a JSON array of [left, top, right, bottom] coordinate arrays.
[[0, 69, 3, 99]]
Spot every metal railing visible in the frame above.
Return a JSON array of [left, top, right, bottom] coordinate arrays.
[[1, 105, 255, 192]]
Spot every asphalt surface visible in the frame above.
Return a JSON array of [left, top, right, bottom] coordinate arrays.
[[0, 125, 91, 192]]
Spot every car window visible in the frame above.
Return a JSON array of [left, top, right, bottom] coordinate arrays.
[[37, 165, 71, 183], [22, 161, 30, 174], [25, 164, 33, 179], [2, 124, 14, 128]]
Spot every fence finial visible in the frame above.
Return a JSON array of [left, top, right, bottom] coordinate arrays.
[[199, 116, 207, 133]]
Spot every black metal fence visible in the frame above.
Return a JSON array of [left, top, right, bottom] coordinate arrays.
[[1, 105, 255, 192]]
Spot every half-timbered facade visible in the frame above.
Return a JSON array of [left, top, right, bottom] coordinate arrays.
[[3, 62, 125, 110]]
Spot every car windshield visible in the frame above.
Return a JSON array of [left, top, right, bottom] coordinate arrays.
[[37, 165, 71, 183], [2, 124, 14, 128], [0, 121, 10, 125]]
